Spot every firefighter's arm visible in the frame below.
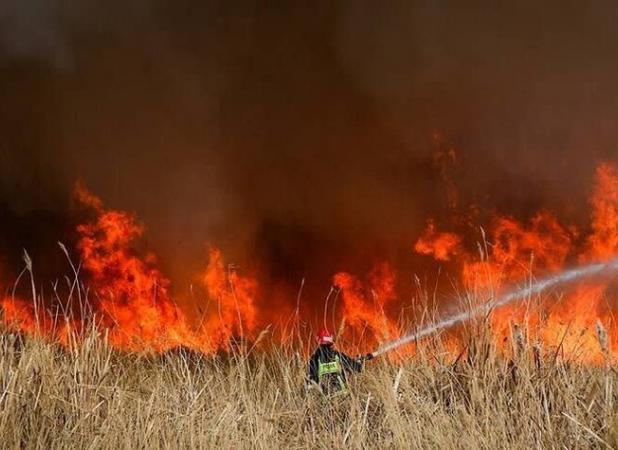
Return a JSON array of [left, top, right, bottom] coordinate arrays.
[[355, 353, 375, 370], [338, 351, 364, 373]]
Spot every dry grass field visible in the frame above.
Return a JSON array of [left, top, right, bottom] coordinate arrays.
[[0, 322, 616, 450]]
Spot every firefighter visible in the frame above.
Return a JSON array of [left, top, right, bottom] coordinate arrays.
[[307, 328, 373, 395]]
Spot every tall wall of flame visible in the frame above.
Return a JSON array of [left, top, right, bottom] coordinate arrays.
[[2, 3, 618, 358], [2, 3, 618, 287]]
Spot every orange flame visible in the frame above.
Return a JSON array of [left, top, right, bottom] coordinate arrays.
[[75, 182, 195, 352], [2, 161, 618, 363], [414, 219, 462, 261], [200, 248, 258, 350], [1, 184, 260, 354], [333, 262, 399, 348], [415, 162, 618, 363], [585, 162, 618, 260]]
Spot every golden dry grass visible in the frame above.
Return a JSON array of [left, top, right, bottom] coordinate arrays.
[[0, 324, 617, 450]]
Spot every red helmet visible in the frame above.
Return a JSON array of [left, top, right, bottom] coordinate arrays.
[[316, 328, 334, 345]]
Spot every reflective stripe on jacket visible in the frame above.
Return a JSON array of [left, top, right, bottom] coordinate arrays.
[[307, 345, 363, 394]]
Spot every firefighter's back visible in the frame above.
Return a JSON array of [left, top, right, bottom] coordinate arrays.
[[313, 346, 347, 394]]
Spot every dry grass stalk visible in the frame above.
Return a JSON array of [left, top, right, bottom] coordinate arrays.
[[0, 324, 616, 449]]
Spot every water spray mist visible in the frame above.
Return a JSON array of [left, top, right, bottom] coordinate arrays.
[[371, 257, 618, 358]]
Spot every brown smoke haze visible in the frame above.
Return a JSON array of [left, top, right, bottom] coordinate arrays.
[[1, 1, 618, 296]]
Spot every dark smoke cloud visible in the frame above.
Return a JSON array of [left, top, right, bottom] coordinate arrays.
[[0, 0, 70, 67], [1, 2, 617, 293]]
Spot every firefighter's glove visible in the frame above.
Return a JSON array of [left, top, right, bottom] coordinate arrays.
[[358, 353, 374, 363]]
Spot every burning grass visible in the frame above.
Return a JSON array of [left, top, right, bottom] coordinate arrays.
[[4, 162, 618, 361], [2, 161, 618, 447], [1, 317, 617, 449]]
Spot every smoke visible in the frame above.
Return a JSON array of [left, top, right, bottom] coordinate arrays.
[[0, 0, 70, 67], [1, 2, 618, 293]]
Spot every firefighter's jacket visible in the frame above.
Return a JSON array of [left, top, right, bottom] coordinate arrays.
[[307, 345, 363, 394]]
